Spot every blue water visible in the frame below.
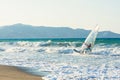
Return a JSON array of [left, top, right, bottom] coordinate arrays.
[[0, 38, 119, 80], [0, 38, 119, 46]]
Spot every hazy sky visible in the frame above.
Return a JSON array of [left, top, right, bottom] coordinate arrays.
[[0, 0, 120, 33]]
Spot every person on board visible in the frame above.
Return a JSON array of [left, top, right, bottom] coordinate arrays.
[[73, 43, 92, 53], [84, 43, 92, 51]]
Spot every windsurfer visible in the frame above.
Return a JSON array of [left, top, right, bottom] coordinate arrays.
[[84, 43, 92, 51]]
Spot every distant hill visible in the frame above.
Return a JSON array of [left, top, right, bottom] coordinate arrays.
[[0, 23, 120, 38]]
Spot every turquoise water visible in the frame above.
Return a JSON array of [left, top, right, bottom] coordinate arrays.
[[0, 38, 119, 44]]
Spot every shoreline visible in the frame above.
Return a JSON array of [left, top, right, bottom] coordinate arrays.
[[0, 65, 43, 80]]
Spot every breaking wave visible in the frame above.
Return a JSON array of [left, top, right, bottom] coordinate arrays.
[[0, 40, 119, 56], [0, 39, 119, 80]]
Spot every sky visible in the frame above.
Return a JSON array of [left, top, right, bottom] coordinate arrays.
[[0, 0, 120, 33]]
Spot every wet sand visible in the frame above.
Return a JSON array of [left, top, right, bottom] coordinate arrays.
[[0, 65, 43, 80]]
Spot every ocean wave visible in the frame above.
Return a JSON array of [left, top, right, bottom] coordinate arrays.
[[0, 41, 119, 56], [0, 40, 83, 47], [0, 40, 119, 80]]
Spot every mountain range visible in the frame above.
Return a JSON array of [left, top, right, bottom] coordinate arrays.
[[0, 23, 120, 38]]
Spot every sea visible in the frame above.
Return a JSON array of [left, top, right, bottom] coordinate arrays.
[[0, 38, 119, 80]]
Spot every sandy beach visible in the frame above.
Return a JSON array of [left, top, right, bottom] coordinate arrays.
[[0, 65, 43, 80]]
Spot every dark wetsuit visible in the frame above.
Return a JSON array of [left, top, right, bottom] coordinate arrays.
[[85, 43, 91, 51]]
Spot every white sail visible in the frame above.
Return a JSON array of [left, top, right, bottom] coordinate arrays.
[[80, 25, 99, 53]]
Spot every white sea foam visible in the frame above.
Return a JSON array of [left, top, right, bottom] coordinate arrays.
[[0, 41, 119, 80]]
